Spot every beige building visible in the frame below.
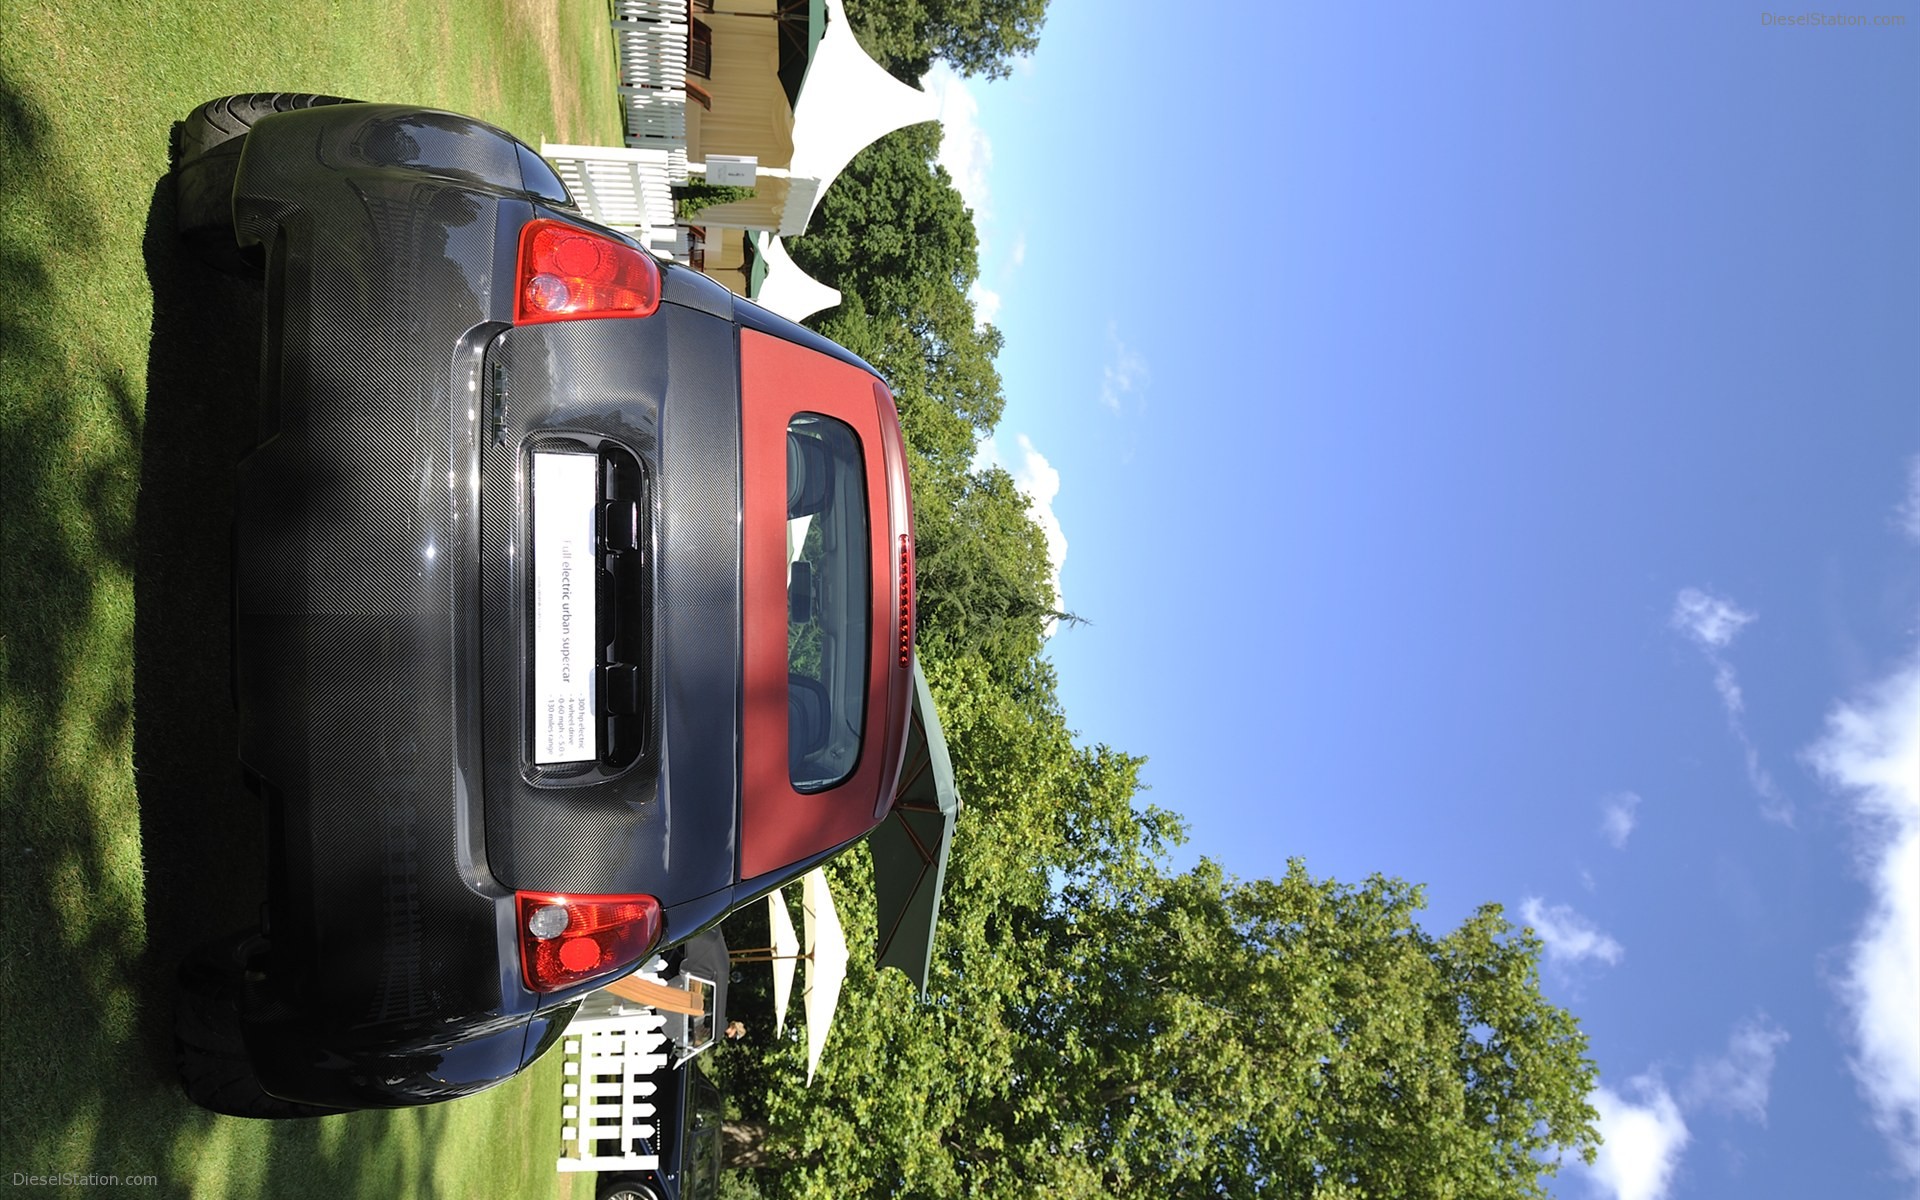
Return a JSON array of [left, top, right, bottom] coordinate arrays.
[[549, 0, 935, 320]]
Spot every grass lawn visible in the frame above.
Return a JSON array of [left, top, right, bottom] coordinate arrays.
[[0, 2, 623, 1194]]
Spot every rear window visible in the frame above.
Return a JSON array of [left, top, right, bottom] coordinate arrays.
[[786, 414, 869, 791]]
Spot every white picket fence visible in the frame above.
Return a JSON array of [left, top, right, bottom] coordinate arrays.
[[613, 0, 684, 19], [541, 143, 683, 237], [616, 28, 687, 89], [611, 0, 690, 151], [619, 89, 689, 150], [555, 992, 674, 1172]]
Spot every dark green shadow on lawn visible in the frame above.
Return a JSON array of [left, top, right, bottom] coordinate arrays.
[[133, 150, 272, 1072], [0, 65, 157, 1181], [2, 65, 574, 1194]]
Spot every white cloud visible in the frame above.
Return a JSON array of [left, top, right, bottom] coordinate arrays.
[[924, 65, 1009, 330], [1584, 1077, 1691, 1200], [1806, 643, 1920, 1183], [1710, 660, 1745, 717], [969, 279, 1002, 327], [922, 64, 991, 227], [1743, 748, 1790, 825], [1012, 435, 1067, 612], [1898, 455, 1920, 543], [1600, 792, 1642, 850], [1008, 231, 1027, 270], [1583, 1016, 1785, 1200], [1670, 586, 1792, 824], [1672, 587, 1756, 650], [1521, 897, 1624, 968], [1683, 1015, 1790, 1125], [1099, 323, 1149, 413], [972, 433, 1068, 623]]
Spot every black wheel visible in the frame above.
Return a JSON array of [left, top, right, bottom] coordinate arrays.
[[596, 1177, 663, 1200], [174, 931, 355, 1119], [172, 93, 359, 272], [172, 93, 360, 165]]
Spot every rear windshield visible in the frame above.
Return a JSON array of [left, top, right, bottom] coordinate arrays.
[[786, 414, 869, 791]]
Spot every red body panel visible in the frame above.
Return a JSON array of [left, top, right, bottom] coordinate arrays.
[[738, 330, 914, 880]]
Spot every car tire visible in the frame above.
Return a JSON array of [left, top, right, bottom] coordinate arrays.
[[173, 93, 360, 165], [172, 93, 359, 272], [175, 931, 354, 1119], [596, 1180, 663, 1200]]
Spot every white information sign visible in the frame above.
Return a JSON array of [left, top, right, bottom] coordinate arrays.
[[532, 452, 599, 765]]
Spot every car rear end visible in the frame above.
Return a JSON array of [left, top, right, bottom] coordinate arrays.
[[221, 106, 739, 1106], [215, 100, 916, 1110]]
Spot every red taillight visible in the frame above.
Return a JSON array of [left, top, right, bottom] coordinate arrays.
[[514, 219, 662, 324], [873, 379, 916, 670], [898, 534, 913, 666], [515, 891, 662, 993]]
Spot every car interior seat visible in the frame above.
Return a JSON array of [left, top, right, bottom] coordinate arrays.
[[786, 432, 832, 518]]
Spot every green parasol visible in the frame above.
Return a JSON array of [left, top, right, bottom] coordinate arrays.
[[774, 0, 828, 109], [869, 660, 960, 994]]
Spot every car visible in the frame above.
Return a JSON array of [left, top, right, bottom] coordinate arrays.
[[169, 94, 917, 1116]]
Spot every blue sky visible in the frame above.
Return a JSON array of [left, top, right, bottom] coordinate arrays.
[[918, 2, 1920, 1195]]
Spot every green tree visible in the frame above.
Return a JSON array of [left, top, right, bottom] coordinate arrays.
[[845, 0, 1050, 81], [789, 125, 979, 318], [791, 123, 1005, 465], [1013, 860, 1601, 1198], [909, 463, 1056, 671], [716, 660, 1599, 1198]]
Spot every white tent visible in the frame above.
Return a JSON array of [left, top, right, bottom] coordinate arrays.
[[799, 867, 848, 1084], [785, 0, 941, 234], [748, 870, 848, 1083], [751, 233, 843, 323], [765, 887, 801, 1037]]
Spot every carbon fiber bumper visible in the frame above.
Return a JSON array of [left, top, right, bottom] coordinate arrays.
[[228, 159, 544, 1103]]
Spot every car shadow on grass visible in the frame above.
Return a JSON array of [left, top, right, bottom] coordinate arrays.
[[133, 169, 272, 1087]]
